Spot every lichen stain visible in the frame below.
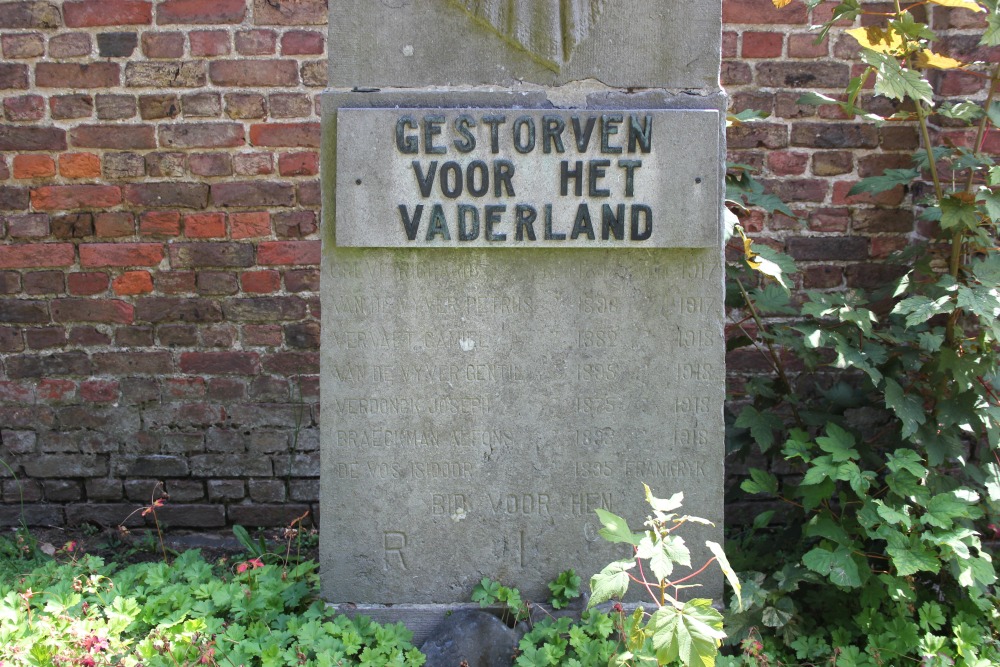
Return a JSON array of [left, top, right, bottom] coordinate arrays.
[[450, 0, 605, 72]]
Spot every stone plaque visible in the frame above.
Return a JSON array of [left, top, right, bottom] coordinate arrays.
[[335, 108, 719, 249]]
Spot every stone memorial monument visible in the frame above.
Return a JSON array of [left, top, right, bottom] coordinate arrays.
[[320, 0, 725, 630]]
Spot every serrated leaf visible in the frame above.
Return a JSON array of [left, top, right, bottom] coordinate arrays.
[[887, 541, 940, 576], [648, 600, 725, 667], [595, 508, 642, 546], [884, 378, 927, 438], [847, 168, 919, 196], [735, 405, 784, 452], [816, 423, 858, 462], [861, 50, 934, 105], [588, 560, 635, 607], [802, 546, 862, 587], [848, 26, 904, 54], [984, 12, 1000, 46], [650, 535, 690, 581], [741, 467, 779, 495], [977, 188, 1000, 222], [940, 193, 981, 230], [892, 294, 955, 328], [643, 484, 684, 514]]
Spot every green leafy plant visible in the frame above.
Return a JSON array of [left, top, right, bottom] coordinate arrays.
[[472, 576, 530, 623], [515, 612, 619, 667], [588, 485, 741, 667], [722, 0, 1000, 662], [548, 569, 583, 609]]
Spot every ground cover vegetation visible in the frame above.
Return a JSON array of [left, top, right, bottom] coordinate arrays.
[[2, 0, 999, 664]]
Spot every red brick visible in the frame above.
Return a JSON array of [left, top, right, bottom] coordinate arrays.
[[13, 155, 56, 179], [831, 181, 905, 206], [253, 0, 326, 25], [159, 122, 245, 148], [241, 270, 281, 293], [184, 212, 226, 238], [812, 151, 853, 176], [140, 211, 181, 237], [30, 185, 122, 210], [51, 298, 134, 324], [190, 30, 231, 56], [269, 92, 313, 118], [51, 213, 94, 239], [180, 351, 260, 375], [258, 240, 320, 266], [112, 270, 154, 295], [250, 122, 320, 147], [273, 210, 316, 237], [0, 63, 29, 89], [0, 125, 67, 151], [36, 63, 120, 88], [70, 124, 156, 150], [154, 272, 196, 294], [158, 0, 247, 24], [0, 2, 61, 29], [59, 153, 102, 179], [756, 62, 849, 88], [766, 151, 808, 176], [297, 181, 320, 206], [281, 30, 324, 55], [803, 265, 844, 289], [791, 123, 879, 149], [94, 212, 135, 237], [80, 380, 119, 402], [68, 272, 110, 295], [64, 0, 152, 26], [0, 380, 33, 402], [49, 33, 92, 58], [2, 33, 44, 58], [243, 323, 282, 346], [742, 32, 783, 58], [0, 186, 29, 210], [210, 60, 299, 87], [788, 33, 829, 58], [4, 94, 45, 121], [230, 211, 271, 238], [809, 208, 850, 233], [236, 29, 277, 55], [723, 0, 808, 24], [6, 214, 48, 238], [142, 31, 185, 58], [125, 183, 209, 209], [277, 151, 319, 176], [79, 242, 164, 267]]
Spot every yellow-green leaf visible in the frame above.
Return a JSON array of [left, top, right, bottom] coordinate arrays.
[[915, 50, 965, 69], [847, 26, 904, 54], [927, 0, 985, 12]]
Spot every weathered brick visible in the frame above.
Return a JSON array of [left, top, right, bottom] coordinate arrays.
[[268, 92, 313, 118], [756, 62, 849, 88], [6, 351, 91, 379], [184, 212, 226, 238], [4, 94, 45, 121], [243, 324, 282, 346], [94, 212, 135, 237], [64, 0, 152, 26], [49, 33, 92, 58], [68, 272, 110, 296], [80, 380, 119, 402], [853, 209, 914, 233], [228, 503, 310, 527], [2, 32, 44, 58], [236, 29, 277, 55], [258, 240, 320, 265], [66, 503, 145, 527], [154, 271, 196, 294], [225, 93, 267, 119], [0, 185, 29, 210], [0, 1, 61, 29], [36, 63, 120, 88], [97, 32, 139, 57], [50, 94, 94, 120], [142, 31, 185, 58], [300, 60, 326, 87], [250, 376, 289, 401], [846, 263, 908, 289], [138, 94, 180, 120], [156, 504, 227, 527], [192, 454, 271, 477], [230, 211, 271, 238], [297, 181, 321, 206], [284, 268, 318, 292], [23, 271, 63, 294], [723, 0, 808, 24], [207, 479, 246, 500], [71, 124, 155, 149], [787, 236, 869, 261], [0, 299, 49, 323], [285, 321, 320, 348], [80, 242, 163, 267], [0, 125, 67, 150], [197, 271, 238, 295], [188, 152, 232, 177], [95, 94, 137, 120], [52, 213, 95, 239], [159, 324, 198, 346], [134, 297, 223, 323], [92, 350, 172, 374], [140, 210, 181, 236], [182, 92, 222, 117], [254, 0, 326, 25], [0, 326, 25, 352], [233, 152, 273, 175], [125, 183, 209, 208], [0, 272, 21, 294], [791, 122, 880, 149], [209, 60, 299, 87], [223, 296, 308, 321], [168, 242, 254, 268], [248, 479, 286, 502], [159, 122, 245, 148], [158, 0, 247, 24], [241, 270, 281, 293], [69, 325, 112, 347], [261, 351, 318, 375], [274, 211, 317, 237], [0, 505, 64, 527], [803, 265, 844, 289], [31, 185, 122, 211], [189, 30, 231, 56], [52, 298, 134, 324], [180, 351, 260, 375], [116, 325, 154, 346], [0, 243, 75, 268], [0, 63, 28, 90], [124, 61, 207, 87], [164, 480, 205, 501], [812, 151, 853, 176], [212, 181, 295, 208], [145, 151, 187, 177], [127, 455, 190, 477]]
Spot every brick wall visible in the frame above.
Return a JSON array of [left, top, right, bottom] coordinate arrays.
[[0, 0, 994, 530]]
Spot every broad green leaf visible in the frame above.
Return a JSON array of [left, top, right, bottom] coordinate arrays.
[[940, 194, 981, 230], [874, 500, 912, 528], [648, 600, 725, 667], [861, 50, 934, 105], [706, 541, 742, 611], [984, 11, 1000, 46], [595, 509, 642, 546], [741, 468, 779, 495], [977, 188, 1000, 223], [816, 423, 858, 462], [847, 168, 919, 196], [884, 378, 927, 438], [802, 546, 862, 587], [587, 560, 635, 607], [735, 405, 784, 452], [888, 541, 940, 576], [957, 555, 997, 587], [892, 294, 955, 328]]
